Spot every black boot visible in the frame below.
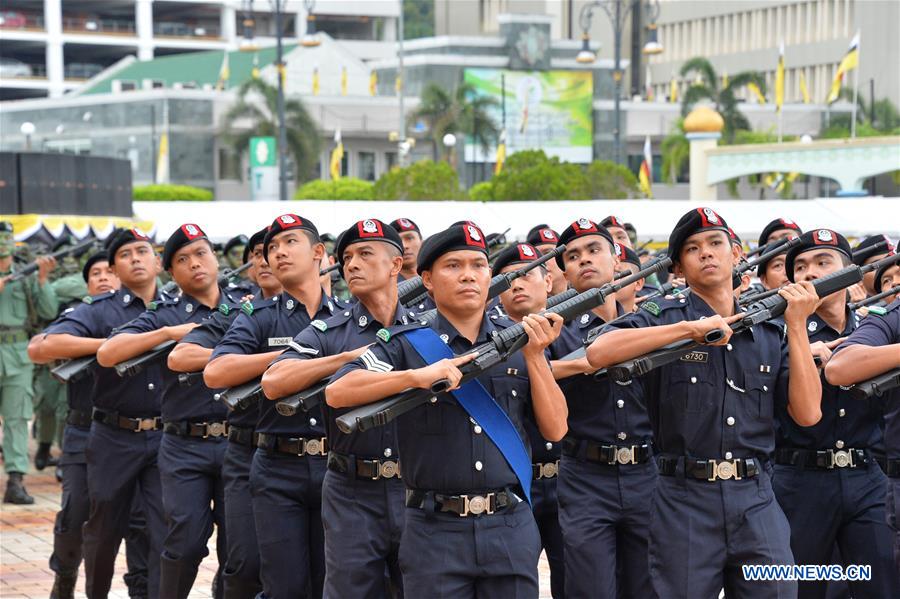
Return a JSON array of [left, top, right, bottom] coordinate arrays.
[[35, 442, 52, 470], [50, 571, 78, 599], [3, 472, 35, 505]]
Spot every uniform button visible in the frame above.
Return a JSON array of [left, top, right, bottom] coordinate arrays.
[[725, 451, 733, 459], [763, 385, 768, 392], [511, 389, 518, 397], [836, 440, 845, 449], [309, 418, 317, 426], [726, 343, 733, 351], [545, 442, 553, 451], [726, 416, 735, 426], [474, 461, 483, 471], [384, 448, 392, 458], [617, 432, 627, 440], [838, 409, 846, 417], [616, 399, 624, 409], [690, 377, 697, 384], [473, 425, 483, 434], [147, 383, 155, 391]]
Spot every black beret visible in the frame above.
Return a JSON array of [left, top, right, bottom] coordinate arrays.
[[554, 218, 615, 270], [224, 234, 249, 256], [600, 215, 628, 231], [336, 219, 404, 269], [785, 229, 852, 282], [614, 243, 641, 269], [874, 254, 898, 294], [0, 221, 13, 234], [526, 224, 559, 246], [417, 223, 488, 274], [728, 227, 743, 247], [262, 214, 320, 262], [852, 234, 895, 266], [103, 228, 128, 250], [667, 207, 731, 266], [108, 228, 153, 264], [390, 218, 421, 236], [320, 233, 336, 244], [81, 251, 110, 283], [243, 227, 268, 264], [162, 223, 209, 270], [491, 243, 542, 277], [758, 218, 801, 249]]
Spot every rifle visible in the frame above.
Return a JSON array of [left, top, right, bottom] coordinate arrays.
[[746, 236, 791, 259], [739, 286, 782, 306], [8, 237, 98, 283], [214, 378, 266, 411], [162, 261, 254, 296], [274, 248, 567, 416], [487, 228, 511, 249], [605, 252, 900, 384], [335, 256, 673, 434], [320, 263, 341, 277], [50, 355, 97, 384], [851, 239, 891, 264], [547, 288, 578, 308], [848, 284, 900, 311], [849, 367, 900, 400], [114, 340, 176, 377], [177, 371, 205, 387], [737, 236, 804, 276]]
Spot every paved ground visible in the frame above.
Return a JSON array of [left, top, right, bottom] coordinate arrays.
[[1, 442, 553, 598]]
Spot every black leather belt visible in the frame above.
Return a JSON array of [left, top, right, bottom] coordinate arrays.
[[406, 488, 520, 517], [257, 433, 327, 457], [657, 455, 760, 481], [327, 451, 401, 480], [533, 461, 559, 479], [562, 437, 652, 465], [163, 420, 229, 439], [227, 425, 259, 448], [93, 408, 162, 432], [775, 447, 870, 470], [883, 459, 900, 478], [66, 408, 93, 428]]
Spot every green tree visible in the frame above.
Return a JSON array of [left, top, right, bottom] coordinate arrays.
[[660, 119, 689, 184], [412, 82, 500, 162], [294, 178, 374, 200], [220, 78, 321, 183], [679, 57, 766, 143], [490, 150, 590, 201], [468, 181, 494, 201], [585, 160, 641, 199], [372, 160, 464, 200], [403, 0, 434, 39]]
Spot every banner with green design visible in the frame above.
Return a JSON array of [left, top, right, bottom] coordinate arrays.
[[463, 68, 593, 163]]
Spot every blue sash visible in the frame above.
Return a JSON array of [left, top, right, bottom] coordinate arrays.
[[404, 327, 532, 504]]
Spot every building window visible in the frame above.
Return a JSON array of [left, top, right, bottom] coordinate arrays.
[[118, 80, 137, 91], [218, 148, 241, 181], [357, 151, 376, 181], [386, 152, 397, 169]]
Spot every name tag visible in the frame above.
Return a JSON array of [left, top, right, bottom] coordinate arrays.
[[680, 351, 708, 363], [268, 337, 292, 347]]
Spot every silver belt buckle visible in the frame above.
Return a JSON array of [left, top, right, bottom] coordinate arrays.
[[463, 493, 494, 517], [540, 461, 559, 478], [833, 450, 853, 468], [205, 422, 227, 438], [379, 460, 399, 478], [616, 446, 635, 465], [304, 438, 325, 456]]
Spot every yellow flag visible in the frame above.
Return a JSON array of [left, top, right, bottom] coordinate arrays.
[[277, 62, 286, 87], [669, 77, 678, 103], [312, 68, 320, 96], [251, 53, 260, 80], [369, 71, 377, 96], [722, 70, 729, 89], [827, 31, 859, 103], [329, 130, 343, 180], [747, 82, 766, 104], [395, 75, 402, 94], [638, 136, 653, 198], [799, 71, 810, 103], [216, 51, 230, 90], [340, 67, 348, 96], [155, 133, 169, 183], [494, 142, 506, 175], [775, 41, 785, 113]]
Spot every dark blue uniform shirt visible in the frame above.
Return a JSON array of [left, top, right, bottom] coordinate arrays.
[[775, 307, 883, 453], [333, 312, 540, 495], [549, 305, 651, 448], [604, 293, 789, 460], [115, 288, 240, 423], [834, 299, 899, 458], [45, 305, 95, 417], [270, 300, 417, 458], [48, 287, 163, 417], [210, 290, 340, 436]]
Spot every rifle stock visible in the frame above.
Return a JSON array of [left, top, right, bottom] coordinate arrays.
[[114, 340, 176, 377], [215, 378, 265, 411], [50, 356, 97, 384], [849, 368, 900, 400]]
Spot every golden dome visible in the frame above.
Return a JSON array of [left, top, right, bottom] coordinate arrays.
[[683, 106, 725, 133]]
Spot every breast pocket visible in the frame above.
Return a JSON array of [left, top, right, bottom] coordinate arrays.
[[489, 374, 529, 415], [744, 373, 776, 421], [8, 282, 28, 321], [412, 396, 448, 436], [669, 370, 714, 413]]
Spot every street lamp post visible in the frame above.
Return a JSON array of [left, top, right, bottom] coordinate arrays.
[[20, 122, 35, 151], [575, 0, 662, 165]]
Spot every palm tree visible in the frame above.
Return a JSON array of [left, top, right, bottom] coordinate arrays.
[[220, 78, 321, 183], [412, 82, 501, 163], [660, 118, 689, 184], [678, 57, 767, 143]]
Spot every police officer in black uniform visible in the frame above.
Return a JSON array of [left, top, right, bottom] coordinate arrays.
[[853, 234, 896, 297], [167, 227, 279, 599], [772, 229, 899, 599], [588, 207, 822, 599], [41, 229, 166, 598], [205, 214, 341, 599], [263, 218, 413, 598], [526, 224, 567, 297], [327, 222, 568, 598], [390, 217, 423, 282], [99, 224, 241, 598], [613, 243, 646, 313]]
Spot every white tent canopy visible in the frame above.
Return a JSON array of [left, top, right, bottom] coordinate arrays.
[[134, 198, 900, 246]]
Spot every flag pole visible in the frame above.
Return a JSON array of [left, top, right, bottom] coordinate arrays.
[[851, 30, 859, 138]]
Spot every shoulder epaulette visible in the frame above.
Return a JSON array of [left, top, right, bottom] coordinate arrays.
[[84, 291, 115, 305], [488, 313, 517, 329], [641, 295, 690, 317], [243, 296, 278, 317], [376, 321, 428, 344], [316, 310, 354, 333]]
